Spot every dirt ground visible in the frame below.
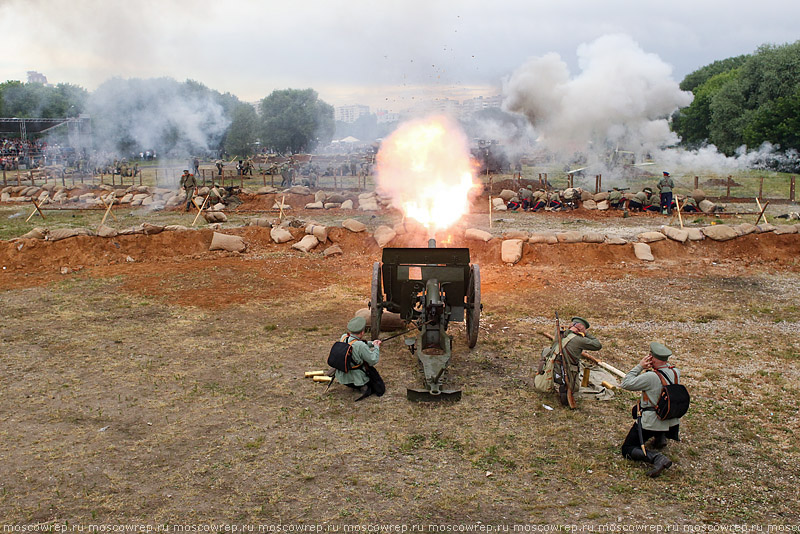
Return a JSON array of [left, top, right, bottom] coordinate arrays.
[[1, 194, 800, 526]]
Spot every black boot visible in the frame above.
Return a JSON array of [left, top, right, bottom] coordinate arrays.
[[626, 448, 672, 478], [558, 384, 569, 406], [647, 453, 672, 478], [651, 433, 668, 449]]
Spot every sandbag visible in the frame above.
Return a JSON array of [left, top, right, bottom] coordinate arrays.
[[327, 193, 346, 203], [341, 200, 354, 210], [605, 236, 627, 245], [358, 199, 379, 211], [164, 225, 189, 232], [209, 232, 246, 253], [47, 227, 93, 241], [633, 242, 654, 261], [660, 226, 689, 243], [593, 192, 609, 202], [529, 232, 558, 244], [702, 225, 738, 241], [292, 234, 319, 252], [773, 225, 798, 235], [756, 223, 776, 233], [596, 200, 609, 211], [498, 189, 516, 202], [501, 239, 524, 264], [342, 219, 367, 232], [305, 201, 324, 209], [465, 228, 493, 242], [250, 218, 272, 228], [270, 226, 293, 243], [19, 227, 47, 240], [96, 224, 118, 238], [491, 197, 507, 211], [323, 245, 343, 257], [141, 222, 164, 235], [734, 223, 757, 236], [692, 189, 706, 203], [204, 211, 228, 223], [582, 199, 597, 210], [503, 230, 529, 240], [556, 231, 582, 243], [373, 226, 397, 248], [582, 232, 605, 243], [699, 199, 715, 213], [638, 231, 667, 243], [686, 228, 705, 241], [306, 224, 328, 242]]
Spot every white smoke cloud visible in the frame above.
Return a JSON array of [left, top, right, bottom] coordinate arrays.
[[502, 34, 693, 161]]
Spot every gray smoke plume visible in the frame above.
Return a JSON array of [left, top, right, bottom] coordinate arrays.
[[502, 34, 693, 178], [88, 77, 230, 163]]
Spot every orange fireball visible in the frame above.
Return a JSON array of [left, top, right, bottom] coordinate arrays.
[[376, 116, 478, 233]]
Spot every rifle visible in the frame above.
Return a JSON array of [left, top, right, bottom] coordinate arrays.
[[607, 188, 630, 192], [555, 312, 576, 409]]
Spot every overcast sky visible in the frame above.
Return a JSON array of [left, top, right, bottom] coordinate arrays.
[[1, 0, 798, 112]]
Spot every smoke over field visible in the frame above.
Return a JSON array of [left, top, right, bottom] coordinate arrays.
[[88, 77, 231, 159]]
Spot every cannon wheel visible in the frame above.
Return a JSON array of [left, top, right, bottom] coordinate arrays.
[[370, 262, 383, 340], [466, 264, 481, 348]]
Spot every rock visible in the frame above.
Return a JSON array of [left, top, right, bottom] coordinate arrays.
[[605, 236, 628, 245], [249, 218, 272, 228], [555, 231, 583, 243], [286, 185, 311, 195], [306, 223, 328, 242], [341, 199, 354, 210], [96, 224, 118, 238], [596, 200, 609, 211], [501, 239, 524, 264], [692, 189, 706, 203], [327, 193, 346, 203], [314, 190, 327, 203], [324, 202, 342, 209], [502, 230, 528, 240], [582, 232, 605, 243], [257, 186, 277, 195], [204, 211, 228, 223], [686, 228, 705, 241], [582, 199, 597, 210], [465, 228, 493, 242], [498, 189, 516, 202], [141, 222, 164, 235], [292, 234, 319, 252], [660, 226, 689, 243], [529, 232, 558, 244], [20, 227, 47, 240], [702, 224, 738, 241], [342, 219, 367, 232], [773, 225, 798, 235], [323, 245, 343, 257], [491, 197, 507, 211], [47, 227, 93, 241], [637, 231, 667, 243], [305, 201, 324, 209], [699, 199, 716, 213], [210, 232, 247, 253], [633, 242, 654, 261], [358, 199, 379, 211], [373, 226, 397, 247], [270, 226, 293, 243], [733, 223, 758, 236]]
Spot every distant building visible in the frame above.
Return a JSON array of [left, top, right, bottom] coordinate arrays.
[[335, 104, 370, 123], [26, 71, 48, 85], [461, 95, 503, 117], [375, 109, 399, 124]]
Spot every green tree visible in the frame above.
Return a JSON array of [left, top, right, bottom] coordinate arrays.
[[673, 69, 740, 148], [224, 102, 259, 156], [742, 87, 800, 150], [680, 55, 748, 92], [258, 88, 334, 154]]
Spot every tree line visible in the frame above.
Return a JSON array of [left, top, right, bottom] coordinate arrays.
[[0, 79, 334, 157], [672, 40, 800, 169]]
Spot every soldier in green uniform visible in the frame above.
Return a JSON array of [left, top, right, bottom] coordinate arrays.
[[537, 317, 602, 406], [644, 189, 661, 212], [335, 317, 382, 398], [608, 187, 624, 209], [681, 195, 699, 212], [179, 169, 197, 212], [620, 342, 681, 478], [519, 185, 534, 211], [657, 171, 675, 214]]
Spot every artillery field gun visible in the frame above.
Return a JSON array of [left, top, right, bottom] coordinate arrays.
[[369, 239, 481, 402]]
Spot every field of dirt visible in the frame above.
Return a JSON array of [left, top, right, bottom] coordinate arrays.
[[1, 194, 800, 526]]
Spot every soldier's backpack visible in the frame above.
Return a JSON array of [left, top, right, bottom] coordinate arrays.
[[327, 336, 361, 373], [645, 367, 690, 420], [533, 333, 576, 392]]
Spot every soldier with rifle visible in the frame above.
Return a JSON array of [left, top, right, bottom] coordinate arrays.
[[179, 169, 197, 212], [536, 315, 602, 408]]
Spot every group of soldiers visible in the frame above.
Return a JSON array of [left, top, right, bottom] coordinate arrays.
[[535, 316, 684, 479], [508, 171, 722, 214], [178, 169, 241, 211]]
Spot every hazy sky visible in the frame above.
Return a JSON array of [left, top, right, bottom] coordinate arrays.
[[1, 0, 798, 112]]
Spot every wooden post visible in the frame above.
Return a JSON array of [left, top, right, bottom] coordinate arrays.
[[598, 174, 601, 192], [154, 169, 158, 187], [791, 176, 796, 202], [758, 176, 764, 200], [240, 174, 244, 189], [270, 173, 274, 188], [221, 171, 225, 188], [202, 169, 206, 186], [726, 176, 731, 198], [262, 172, 266, 187], [694, 176, 699, 190], [489, 196, 492, 229], [2, 167, 5, 185]]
